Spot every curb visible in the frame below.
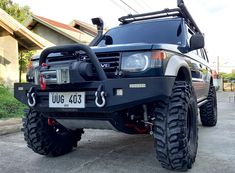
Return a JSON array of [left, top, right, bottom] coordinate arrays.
[[0, 118, 22, 136]]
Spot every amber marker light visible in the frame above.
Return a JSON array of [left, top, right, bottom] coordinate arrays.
[[151, 50, 166, 60]]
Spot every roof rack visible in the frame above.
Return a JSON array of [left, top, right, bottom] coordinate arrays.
[[118, 0, 201, 34]]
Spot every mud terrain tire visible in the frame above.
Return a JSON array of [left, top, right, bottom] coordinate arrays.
[[200, 85, 217, 126], [154, 81, 198, 171], [22, 109, 83, 156]]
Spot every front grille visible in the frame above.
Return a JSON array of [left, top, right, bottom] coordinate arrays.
[[96, 53, 120, 78], [46, 52, 120, 78]]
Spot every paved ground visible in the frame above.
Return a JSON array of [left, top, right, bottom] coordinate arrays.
[[0, 92, 235, 173], [0, 118, 21, 135]]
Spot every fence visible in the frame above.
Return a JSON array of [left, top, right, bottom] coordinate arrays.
[[223, 79, 235, 91]]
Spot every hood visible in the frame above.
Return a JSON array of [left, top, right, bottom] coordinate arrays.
[[91, 43, 182, 53], [91, 43, 153, 53]]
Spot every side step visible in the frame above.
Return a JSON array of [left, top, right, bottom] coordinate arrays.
[[197, 99, 208, 107]]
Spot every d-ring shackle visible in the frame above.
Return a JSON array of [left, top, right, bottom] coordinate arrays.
[[27, 87, 36, 107], [27, 93, 36, 107], [95, 91, 106, 107], [95, 84, 106, 108]]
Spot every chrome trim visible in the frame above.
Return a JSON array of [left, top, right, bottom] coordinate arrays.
[[39, 68, 70, 85], [197, 96, 207, 103], [197, 99, 208, 107], [192, 78, 203, 82]]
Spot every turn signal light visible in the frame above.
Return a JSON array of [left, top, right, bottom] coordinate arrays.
[[151, 50, 166, 60], [41, 63, 48, 67], [40, 75, 46, 90]]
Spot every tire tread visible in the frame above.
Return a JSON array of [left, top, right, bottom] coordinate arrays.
[[154, 81, 198, 171], [22, 109, 83, 156]]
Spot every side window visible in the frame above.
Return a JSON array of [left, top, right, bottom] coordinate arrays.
[[199, 49, 208, 61], [201, 49, 209, 62], [191, 49, 198, 56], [186, 26, 197, 55], [186, 25, 208, 62], [197, 49, 203, 58], [186, 27, 193, 46]]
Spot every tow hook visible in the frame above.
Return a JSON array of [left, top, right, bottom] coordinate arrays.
[[95, 84, 106, 108], [27, 87, 36, 107]]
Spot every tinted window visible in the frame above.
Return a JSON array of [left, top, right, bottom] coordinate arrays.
[[201, 49, 209, 62], [98, 19, 183, 46]]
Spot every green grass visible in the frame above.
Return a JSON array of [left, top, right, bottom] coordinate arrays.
[[0, 84, 26, 119]]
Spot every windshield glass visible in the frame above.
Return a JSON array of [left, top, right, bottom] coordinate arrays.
[[98, 19, 183, 46]]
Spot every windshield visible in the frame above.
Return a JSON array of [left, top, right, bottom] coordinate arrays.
[[98, 19, 183, 46]]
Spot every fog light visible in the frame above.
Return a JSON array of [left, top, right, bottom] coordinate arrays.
[[115, 89, 123, 96], [129, 84, 146, 88]]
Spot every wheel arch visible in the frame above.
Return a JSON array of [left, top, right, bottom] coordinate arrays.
[[165, 55, 192, 83]]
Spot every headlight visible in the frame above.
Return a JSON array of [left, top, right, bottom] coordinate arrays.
[[121, 52, 150, 72], [121, 51, 166, 72]]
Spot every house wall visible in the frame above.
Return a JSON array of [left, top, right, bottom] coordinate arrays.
[[0, 35, 19, 86], [78, 32, 94, 45], [32, 24, 77, 45]]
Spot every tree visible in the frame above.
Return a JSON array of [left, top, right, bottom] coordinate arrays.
[[0, 0, 31, 23], [219, 72, 227, 79], [1, 0, 34, 82], [19, 50, 35, 82], [219, 72, 235, 80]]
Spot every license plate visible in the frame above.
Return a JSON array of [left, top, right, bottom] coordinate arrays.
[[49, 92, 85, 108]]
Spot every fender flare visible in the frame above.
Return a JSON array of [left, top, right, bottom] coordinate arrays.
[[164, 55, 192, 82]]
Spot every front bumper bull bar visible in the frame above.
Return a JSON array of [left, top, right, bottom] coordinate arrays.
[[14, 77, 175, 113]]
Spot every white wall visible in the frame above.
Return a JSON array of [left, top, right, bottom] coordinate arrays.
[[0, 35, 19, 86], [32, 23, 76, 45]]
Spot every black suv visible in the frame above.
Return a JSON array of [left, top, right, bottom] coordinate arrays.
[[15, 0, 217, 171], [26, 54, 39, 82]]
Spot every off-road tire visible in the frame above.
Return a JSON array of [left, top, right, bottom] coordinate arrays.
[[200, 85, 217, 126], [22, 109, 83, 156], [154, 81, 198, 171]]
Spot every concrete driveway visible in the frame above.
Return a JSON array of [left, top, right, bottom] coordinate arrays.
[[0, 92, 235, 173]]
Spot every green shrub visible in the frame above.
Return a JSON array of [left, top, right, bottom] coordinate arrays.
[[0, 84, 26, 119]]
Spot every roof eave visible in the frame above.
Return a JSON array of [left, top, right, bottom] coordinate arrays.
[[31, 16, 82, 43], [0, 9, 46, 50]]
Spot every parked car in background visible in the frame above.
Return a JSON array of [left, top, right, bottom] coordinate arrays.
[[26, 53, 65, 82], [26, 54, 39, 82]]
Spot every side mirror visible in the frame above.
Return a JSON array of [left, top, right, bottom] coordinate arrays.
[[190, 33, 204, 51], [104, 35, 113, 45]]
